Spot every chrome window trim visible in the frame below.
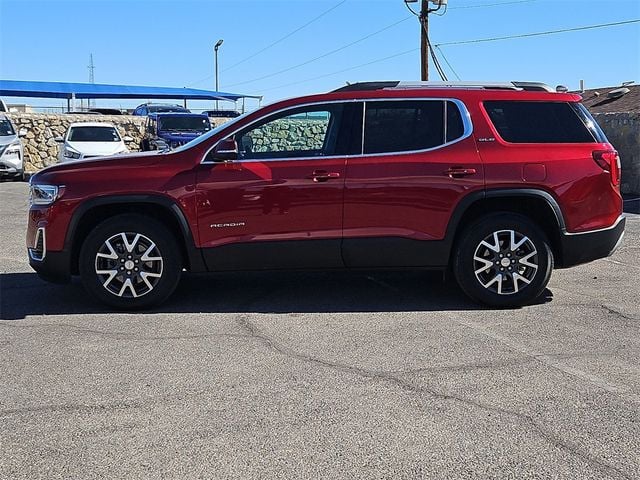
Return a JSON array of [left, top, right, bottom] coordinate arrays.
[[200, 97, 473, 165]]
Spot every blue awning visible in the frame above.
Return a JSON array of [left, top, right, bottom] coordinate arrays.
[[0, 79, 261, 101]]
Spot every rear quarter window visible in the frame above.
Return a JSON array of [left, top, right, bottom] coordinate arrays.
[[484, 101, 596, 143]]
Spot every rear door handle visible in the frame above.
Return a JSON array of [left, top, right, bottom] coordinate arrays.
[[308, 170, 341, 182], [444, 167, 477, 178]]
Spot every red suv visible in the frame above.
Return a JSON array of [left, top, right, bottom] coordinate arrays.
[[27, 81, 625, 309]]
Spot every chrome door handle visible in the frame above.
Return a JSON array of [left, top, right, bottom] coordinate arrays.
[[308, 170, 341, 182], [444, 167, 477, 178]]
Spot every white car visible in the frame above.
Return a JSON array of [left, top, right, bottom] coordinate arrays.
[[56, 122, 132, 163], [0, 113, 27, 181]]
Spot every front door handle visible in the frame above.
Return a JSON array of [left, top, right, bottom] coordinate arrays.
[[308, 170, 341, 182], [444, 167, 477, 178]]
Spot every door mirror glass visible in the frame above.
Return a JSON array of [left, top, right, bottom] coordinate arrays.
[[54, 136, 64, 143], [209, 137, 238, 162], [18, 128, 28, 137], [123, 136, 134, 142]]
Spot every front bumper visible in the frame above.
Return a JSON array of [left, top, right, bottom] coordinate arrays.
[[0, 163, 23, 177], [29, 250, 71, 283], [27, 227, 71, 283], [558, 215, 626, 268]]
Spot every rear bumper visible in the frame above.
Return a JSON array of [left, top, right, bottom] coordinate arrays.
[[558, 215, 626, 268]]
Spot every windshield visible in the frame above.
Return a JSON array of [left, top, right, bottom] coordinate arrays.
[[148, 105, 189, 113], [158, 116, 211, 132], [0, 119, 15, 136], [68, 126, 121, 142]]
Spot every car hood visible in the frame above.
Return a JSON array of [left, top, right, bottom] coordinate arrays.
[[66, 141, 127, 156], [36, 150, 162, 177], [0, 134, 19, 147]]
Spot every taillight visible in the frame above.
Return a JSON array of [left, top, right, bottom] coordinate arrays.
[[592, 150, 621, 186]]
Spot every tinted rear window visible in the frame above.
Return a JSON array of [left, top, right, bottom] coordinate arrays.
[[363, 100, 466, 155], [484, 101, 595, 143]]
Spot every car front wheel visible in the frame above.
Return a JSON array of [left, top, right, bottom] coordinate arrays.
[[79, 214, 182, 309], [453, 213, 553, 307]]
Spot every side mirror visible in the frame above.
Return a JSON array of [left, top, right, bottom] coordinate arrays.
[[123, 136, 134, 142], [18, 128, 28, 138], [54, 136, 64, 143], [211, 137, 238, 162]]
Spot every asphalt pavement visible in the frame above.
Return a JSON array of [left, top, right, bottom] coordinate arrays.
[[1, 181, 639, 479]]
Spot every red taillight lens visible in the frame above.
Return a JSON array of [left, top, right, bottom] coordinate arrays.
[[593, 150, 621, 186]]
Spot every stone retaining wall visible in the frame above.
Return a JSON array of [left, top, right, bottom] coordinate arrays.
[[593, 112, 640, 196], [245, 118, 328, 153], [7, 113, 146, 173], [8, 113, 231, 173]]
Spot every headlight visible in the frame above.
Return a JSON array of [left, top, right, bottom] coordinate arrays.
[[29, 185, 60, 206], [1, 142, 20, 156], [63, 147, 81, 159]]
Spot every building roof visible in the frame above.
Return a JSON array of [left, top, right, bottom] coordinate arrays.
[[577, 84, 640, 114], [0, 79, 261, 101]]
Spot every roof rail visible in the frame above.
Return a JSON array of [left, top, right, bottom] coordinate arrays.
[[332, 81, 400, 92], [332, 81, 555, 93]]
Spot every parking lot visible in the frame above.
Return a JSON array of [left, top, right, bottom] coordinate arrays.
[[1, 181, 639, 479]]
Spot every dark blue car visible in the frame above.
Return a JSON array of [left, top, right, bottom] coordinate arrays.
[[141, 113, 212, 151]]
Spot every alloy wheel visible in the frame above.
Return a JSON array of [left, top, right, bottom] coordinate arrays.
[[94, 232, 163, 298], [473, 229, 538, 295]]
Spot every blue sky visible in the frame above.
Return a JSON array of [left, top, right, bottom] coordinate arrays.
[[0, 0, 638, 111]]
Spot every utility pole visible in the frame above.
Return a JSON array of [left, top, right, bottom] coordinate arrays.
[[88, 53, 95, 109], [420, 0, 429, 81], [406, 0, 446, 81]]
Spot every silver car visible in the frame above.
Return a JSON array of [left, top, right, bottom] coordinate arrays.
[[0, 114, 26, 181]]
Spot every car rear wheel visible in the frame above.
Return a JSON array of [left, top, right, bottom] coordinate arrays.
[[453, 213, 553, 307], [79, 214, 182, 309]]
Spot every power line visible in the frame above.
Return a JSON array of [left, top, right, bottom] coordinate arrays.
[[253, 17, 637, 95], [256, 47, 419, 94], [223, 0, 348, 74], [224, 16, 413, 88], [436, 19, 640, 47], [186, 1, 349, 88], [435, 46, 461, 80], [449, 0, 536, 10]]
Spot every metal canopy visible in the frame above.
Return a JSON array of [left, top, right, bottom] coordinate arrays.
[[0, 79, 261, 101]]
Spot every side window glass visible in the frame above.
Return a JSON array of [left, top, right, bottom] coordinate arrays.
[[237, 105, 342, 160], [446, 101, 465, 142], [484, 101, 595, 143], [363, 100, 444, 154]]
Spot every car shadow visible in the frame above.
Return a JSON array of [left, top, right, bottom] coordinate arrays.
[[0, 270, 554, 320], [623, 196, 639, 214]]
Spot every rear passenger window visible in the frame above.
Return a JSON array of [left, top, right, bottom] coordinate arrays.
[[363, 100, 466, 155], [363, 101, 441, 154], [484, 101, 595, 143]]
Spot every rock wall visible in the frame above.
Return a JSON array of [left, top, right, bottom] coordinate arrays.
[[7, 113, 146, 173], [244, 118, 328, 153], [593, 113, 640, 196]]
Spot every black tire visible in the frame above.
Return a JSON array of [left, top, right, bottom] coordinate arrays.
[[79, 214, 182, 310], [453, 213, 553, 308], [140, 139, 150, 151]]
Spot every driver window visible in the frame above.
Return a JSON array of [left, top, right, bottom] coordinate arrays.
[[237, 105, 341, 160]]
